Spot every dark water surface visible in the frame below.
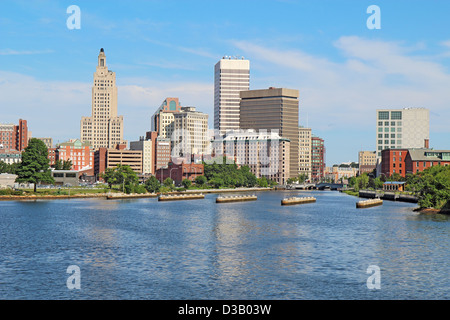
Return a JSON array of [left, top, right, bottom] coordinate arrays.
[[0, 190, 448, 300]]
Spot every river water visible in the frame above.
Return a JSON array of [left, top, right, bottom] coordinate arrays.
[[0, 190, 448, 300]]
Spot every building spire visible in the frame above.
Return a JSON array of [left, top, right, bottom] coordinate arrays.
[[98, 48, 106, 67]]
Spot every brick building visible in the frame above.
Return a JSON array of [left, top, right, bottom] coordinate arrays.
[[56, 139, 95, 171], [94, 146, 143, 178], [0, 119, 28, 151], [155, 162, 204, 185], [311, 136, 325, 181], [381, 148, 450, 178]]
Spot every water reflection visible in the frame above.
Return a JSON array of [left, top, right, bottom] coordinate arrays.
[[0, 191, 448, 299]]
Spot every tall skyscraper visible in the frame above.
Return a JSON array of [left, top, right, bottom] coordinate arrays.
[[81, 48, 125, 150], [311, 135, 325, 181], [376, 108, 429, 158], [214, 56, 250, 135], [240, 87, 300, 179]]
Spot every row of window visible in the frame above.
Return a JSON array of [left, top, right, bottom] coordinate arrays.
[[379, 140, 402, 145], [378, 121, 402, 126], [378, 111, 402, 120], [378, 127, 402, 133]]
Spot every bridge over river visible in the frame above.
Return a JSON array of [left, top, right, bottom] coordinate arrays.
[[286, 183, 345, 190]]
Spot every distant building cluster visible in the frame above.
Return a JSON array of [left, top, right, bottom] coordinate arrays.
[[4, 48, 449, 188]]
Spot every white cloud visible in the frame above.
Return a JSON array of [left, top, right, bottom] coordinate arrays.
[[0, 71, 213, 143], [234, 36, 450, 132], [0, 71, 90, 142], [117, 79, 213, 140], [0, 49, 54, 55]]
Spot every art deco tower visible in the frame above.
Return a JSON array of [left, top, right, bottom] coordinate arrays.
[[81, 48, 125, 149]]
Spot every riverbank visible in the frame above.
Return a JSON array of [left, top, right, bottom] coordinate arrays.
[[342, 189, 450, 215], [342, 189, 418, 203], [0, 187, 275, 201], [0, 193, 108, 201], [413, 207, 450, 215]]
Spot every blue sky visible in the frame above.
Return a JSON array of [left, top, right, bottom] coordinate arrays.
[[1, 0, 450, 166]]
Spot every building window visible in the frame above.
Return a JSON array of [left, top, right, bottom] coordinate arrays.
[[379, 111, 390, 120], [391, 111, 402, 120]]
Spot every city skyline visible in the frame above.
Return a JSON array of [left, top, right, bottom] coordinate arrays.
[[1, 1, 450, 166]]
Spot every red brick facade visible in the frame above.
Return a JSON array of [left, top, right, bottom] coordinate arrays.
[[155, 162, 204, 185], [381, 148, 450, 178], [0, 119, 28, 151], [381, 149, 408, 178]]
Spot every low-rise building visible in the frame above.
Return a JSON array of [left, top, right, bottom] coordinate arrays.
[[359, 151, 377, 175], [0, 149, 22, 165], [325, 163, 359, 183], [56, 139, 94, 171], [381, 148, 450, 178], [155, 162, 204, 185], [94, 147, 143, 178], [0, 173, 17, 189], [383, 181, 405, 192], [51, 170, 80, 187]]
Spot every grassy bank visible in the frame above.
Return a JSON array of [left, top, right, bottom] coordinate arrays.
[[341, 190, 359, 197]]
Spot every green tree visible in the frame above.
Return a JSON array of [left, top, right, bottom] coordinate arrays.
[[145, 176, 161, 193], [117, 165, 139, 193], [0, 161, 19, 174], [407, 165, 450, 209], [101, 167, 119, 189], [0, 161, 7, 173], [163, 177, 174, 189], [100, 164, 138, 193], [15, 138, 54, 192], [359, 174, 369, 190], [181, 179, 192, 189], [209, 177, 224, 189], [194, 175, 207, 186], [62, 160, 73, 170], [298, 173, 308, 184], [257, 176, 268, 188], [54, 159, 63, 170]]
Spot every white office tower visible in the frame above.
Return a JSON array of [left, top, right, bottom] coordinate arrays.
[[376, 108, 430, 157], [214, 56, 250, 136]]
